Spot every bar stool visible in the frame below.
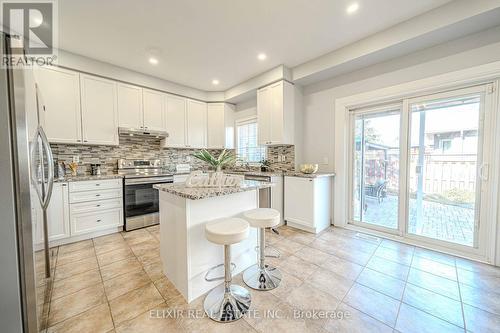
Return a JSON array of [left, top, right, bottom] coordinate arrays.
[[204, 218, 251, 322], [242, 208, 282, 290]]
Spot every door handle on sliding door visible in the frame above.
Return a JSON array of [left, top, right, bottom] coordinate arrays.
[[479, 164, 489, 181]]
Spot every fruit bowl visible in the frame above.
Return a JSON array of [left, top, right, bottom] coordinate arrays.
[[299, 164, 319, 174]]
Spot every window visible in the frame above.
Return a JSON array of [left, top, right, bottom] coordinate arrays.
[[440, 139, 452, 153], [236, 117, 266, 163]]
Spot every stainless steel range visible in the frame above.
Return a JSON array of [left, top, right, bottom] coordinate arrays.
[[118, 159, 173, 231]]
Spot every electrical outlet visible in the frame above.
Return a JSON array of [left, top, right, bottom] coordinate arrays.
[[73, 155, 80, 163], [186, 156, 191, 163], [281, 155, 286, 162], [322, 157, 329, 165]]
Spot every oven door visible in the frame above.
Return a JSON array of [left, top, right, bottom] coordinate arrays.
[[124, 177, 172, 231]]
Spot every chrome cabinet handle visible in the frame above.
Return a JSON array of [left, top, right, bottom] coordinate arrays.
[[96, 204, 101, 207], [95, 194, 101, 197], [96, 219, 102, 222], [95, 183, 100, 186]]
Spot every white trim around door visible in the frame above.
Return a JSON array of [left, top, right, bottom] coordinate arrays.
[[334, 61, 500, 265]]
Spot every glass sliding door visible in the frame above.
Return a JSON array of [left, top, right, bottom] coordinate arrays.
[[348, 84, 493, 255], [351, 107, 401, 231], [407, 91, 484, 247]]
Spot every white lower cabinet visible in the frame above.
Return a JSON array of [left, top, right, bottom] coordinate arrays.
[[34, 179, 124, 248], [48, 183, 71, 241], [69, 179, 123, 237], [32, 182, 71, 246], [284, 176, 332, 234], [71, 207, 123, 236]]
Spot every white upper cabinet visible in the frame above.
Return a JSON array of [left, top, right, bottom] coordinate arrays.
[[117, 83, 143, 129], [207, 103, 235, 149], [80, 74, 119, 146], [163, 97, 207, 149], [257, 84, 272, 145], [164, 94, 187, 147], [143, 89, 166, 131], [33, 66, 82, 144], [186, 99, 207, 148], [257, 80, 296, 145]]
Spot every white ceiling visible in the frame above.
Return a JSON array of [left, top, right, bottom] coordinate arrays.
[[59, 0, 452, 91]]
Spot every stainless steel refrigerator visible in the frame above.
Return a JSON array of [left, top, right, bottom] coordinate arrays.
[[0, 32, 56, 333]]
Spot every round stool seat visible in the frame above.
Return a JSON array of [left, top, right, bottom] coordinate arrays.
[[243, 208, 280, 228], [205, 218, 249, 245]]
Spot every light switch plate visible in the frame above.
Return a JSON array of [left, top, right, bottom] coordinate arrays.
[[322, 157, 329, 165], [73, 155, 80, 163]]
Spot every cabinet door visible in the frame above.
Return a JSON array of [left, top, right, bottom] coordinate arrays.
[[47, 183, 70, 241], [257, 85, 271, 145], [117, 83, 143, 129], [269, 81, 284, 144], [284, 177, 315, 226], [143, 89, 166, 131], [186, 100, 207, 148], [164, 95, 187, 147], [80, 74, 118, 145], [33, 66, 82, 143], [207, 103, 225, 149]]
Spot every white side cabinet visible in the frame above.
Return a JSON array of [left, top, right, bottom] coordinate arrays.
[[117, 83, 143, 129], [207, 103, 235, 149], [31, 182, 71, 247], [257, 80, 297, 146], [80, 74, 119, 145], [284, 176, 332, 234], [48, 183, 71, 241], [33, 66, 82, 144]]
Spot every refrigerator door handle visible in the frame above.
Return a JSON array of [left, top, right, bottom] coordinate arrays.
[[29, 127, 44, 205], [39, 127, 54, 210]]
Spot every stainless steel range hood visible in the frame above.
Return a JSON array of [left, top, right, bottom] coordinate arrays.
[[118, 127, 169, 138]]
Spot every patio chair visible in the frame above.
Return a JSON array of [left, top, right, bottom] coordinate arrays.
[[365, 180, 388, 203]]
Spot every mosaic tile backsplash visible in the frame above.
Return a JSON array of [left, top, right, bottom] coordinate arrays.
[[50, 135, 295, 175]]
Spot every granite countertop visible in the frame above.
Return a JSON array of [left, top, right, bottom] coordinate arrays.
[[284, 171, 336, 178], [54, 174, 124, 183], [154, 180, 274, 200], [225, 170, 285, 177]]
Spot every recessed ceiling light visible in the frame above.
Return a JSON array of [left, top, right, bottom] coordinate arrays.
[[212, 79, 220, 85], [346, 3, 359, 14], [148, 57, 159, 65], [257, 53, 267, 61]]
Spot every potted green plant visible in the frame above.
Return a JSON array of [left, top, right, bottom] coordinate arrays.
[[260, 158, 271, 172], [192, 149, 237, 172]]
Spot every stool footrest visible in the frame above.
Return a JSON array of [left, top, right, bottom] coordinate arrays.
[[254, 245, 281, 258], [204, 262, 236, 282]]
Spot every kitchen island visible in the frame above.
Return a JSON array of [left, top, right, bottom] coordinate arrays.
[[154, 180, 273, 302]]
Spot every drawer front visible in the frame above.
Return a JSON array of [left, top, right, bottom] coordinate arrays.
[[69, 179, 122, 192], [70, 198, 122, 214], [69, 188, 122, 203], [71, 208, 123, 236]]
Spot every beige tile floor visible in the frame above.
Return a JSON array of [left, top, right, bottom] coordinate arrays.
[[39, 224, 500, 333]]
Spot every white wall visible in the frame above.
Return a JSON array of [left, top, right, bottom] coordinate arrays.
[[299, 26, 500, 172], [234, 98, 257, 120]]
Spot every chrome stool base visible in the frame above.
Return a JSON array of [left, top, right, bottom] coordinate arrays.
[[203, 284, 251, 322], [243, 264, 282, 290]]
